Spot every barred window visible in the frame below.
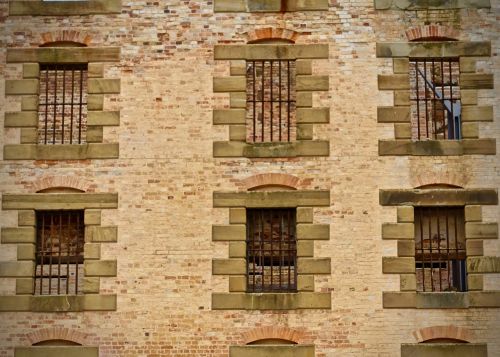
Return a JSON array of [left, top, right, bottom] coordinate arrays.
[[415, 207, 467, 292], [409, 58, 461, 140], [34, 211, 85, 295], [246, 208, 297, 292], [39, 64, 88, 145], [246, 60, 296, 143]]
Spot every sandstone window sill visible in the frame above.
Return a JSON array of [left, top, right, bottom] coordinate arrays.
[[14, 346, 99, 357], [9, 0, 121, 16], [378, 139, 496, 156], [229, 345, 315, 357], [401, 343, 487, 357], [383, 291, 500, 308], [0, 294, 117, 312], [212, 292, 331, 310], [374, 0, 490, 10], [213, 141, 329, 158], [3, 143, 119, 160], [214, 0, 328, 12]]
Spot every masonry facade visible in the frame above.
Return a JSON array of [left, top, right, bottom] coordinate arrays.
[[0, 0, 499, 356]]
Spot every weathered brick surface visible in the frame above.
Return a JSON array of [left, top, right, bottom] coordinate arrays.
[[0, 0, 499, 356]]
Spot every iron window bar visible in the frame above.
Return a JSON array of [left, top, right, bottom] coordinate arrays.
[[38, 63, 88, 145], [246, 208, 297, 292], [34, 210, 85, 295], [410, 58, 461, 140], [246, 60, 296, 143], [415, 207, 467, 292]]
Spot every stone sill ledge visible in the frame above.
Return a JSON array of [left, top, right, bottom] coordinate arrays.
[[379, 139, 496, 156], [212, 292, 331, 310], [374, 0, 490, 10], [15, 346, 99, 357], [383, 291, 500, 308], [9, 0, 121, 16], [229, 345, 315, 357], [4, 144, 119, 160], [401, 343, 487, 356], [0, 294, 116, 312], [213, 141, 329, 158]]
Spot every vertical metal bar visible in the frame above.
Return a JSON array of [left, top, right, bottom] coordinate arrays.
[[53, 65, 58, 144], [261, 61, 265, 142], [423, 61, 429, 139], [449, 60, 454, 141], [431, 59, 437, 139], [436, 207, 442, 291], [287, 61, 291, 142], [39, 213, 45, 295], [44, 67, 49, 144], [279, 61, 282, 141], [279, 210, 283, 290], [252, 61, 256, 143], [419, 208, 424, 291], [260, 209, 264, 291], [67, 212, 71, 295], [429, 208, 434, 291], [78, 69, 84, 144], [70, 68, 75, 144], [61, 67, 66, 144], [414, 61, 421, 140], [287, 209, 291, 290], [57, 212, 62, 294], [269, 210, 273, 290], [440, 59, 446, 139], [48, 214, 54, 294], [270, 61, 273, 142], [445, 209, 451, 290], [453, 207, 459, 291], [75, 212, 80, 294]]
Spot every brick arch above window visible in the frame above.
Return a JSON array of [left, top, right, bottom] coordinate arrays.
[[243, 326, 303, 344], [411, 171, 469, 189], [406, 25, 460, 42], [413, 325, 474, 343], [40, 31, 94, 47], [241, 173, 300, 191], [26, 328, 88, 346], [32, 176, 91, 193], [245, 28, 299, 44]]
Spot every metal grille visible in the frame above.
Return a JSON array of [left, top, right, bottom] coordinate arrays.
[[38, 64, 88, 145], [415, 207, 467, 292], [410, 58, 461, 140], [246, 209, 297, 292], [246, 60, 296, 143], [34, 211, 85, 295]]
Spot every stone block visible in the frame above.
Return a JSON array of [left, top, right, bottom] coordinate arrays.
[[382, 257, 415, 273], [83, 294, 117, 311], [21, 96, 38, 111], [213, 140, 330, 158], [30, 295, 84, 312], [382, 292, 416, 308], [213, 190, 330, 208], [466, 222, 498, 239], [211, 292, 331, 310], [16, 278, 33, 295], [297, 224, 330, 240], [7, 47, 121, 63], [393, 58, 409, 73], [228, 242, 246, 258], [461, 122, 479, 139], [394, 90, 411, 106], [287, 0, 329, 10], [467, 256, 500, 273], [87, 95, 104, 111], [87, 143, 119, 159], [297, 92, 313, 107], [297, 124, 313, 140], [214, 0, 246, 12], [297, 258, 330, 274], [382, 223, 414, 239], [213, 77, 246, 92], [466, 240, 484, 256], [18, 210, 36, 226], [380, 189, 498, 206], [84, 243, 101, 260], [230, 60, 246, 76], [17, 244, 35, 261], [377, 107, 410, 123], [397, 206, 414, 223], [461, 90, 478, 105], [297, 241, 314, 257], [22, 63, 40, 79], [394, 123, 411, 139], [89, 226, 118, 242], [296, 60, 312, 75], [20, 128, 38, 144], [214, 44, 328, 60], [14, 346, 100, 357], [378, 75, 409, 90], [416, 292, 468, 309], [88, 78, 121, 94], [230, 92, 246, 108], [1, 227, 36, 244], [401, 343, 487, 357], [88, 63, 104, 78], [83, 277, 101, 294], [229, 276, 246, 292], [88, 111, 120, 126], [229, 208, 246, 224], [84, 260, 117, 277], [460, 57, 476, 73], [212, 259, 246, 275], [229, 345, 315, 357], [0, 296, 30, 311], [297, 275, 314, 291], [297, 108, 329, 123], [376, 42, 491, 58], [9, 0, 121, 15], [467, 275, 483, 291], [460, 73, 494, 89], [469, 291, 500, 307], [464, 205, 482, 222], [247, 0, 281, 12], [86, 126, 104, 143], [375, 0, 490, 9], [400, 274, 416, 291], [296, 75, 329, 91], [213, 109, 246, 125], [212, 225, 246, 241], [296, 207, 313, 223], [3, 144, 36, 160], [5, 79, 39, 95], [2, 193, 118, 210], [398, 240, 415, 257], [229, 125, 246, 141], [462, 106, 493, 122]]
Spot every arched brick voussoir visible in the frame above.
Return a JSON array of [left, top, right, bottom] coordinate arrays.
[[413, 325, 475, 343], [245, 28, 300, 44], [31, 176, 90, 193], [241, 173, 300, 191], [40, 30, 94, 46], [411, 170, 468, 189], [26, 327, 89, 346], [406, 25, 460, 41], [243, 326, 304, 344]]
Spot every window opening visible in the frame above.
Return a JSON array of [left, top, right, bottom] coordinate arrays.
[[409, 58, 461, 140], [246, 60, 296, 143], [415, 207, 467, 292], [34, 210, 85, 295], [38, 63, 88, 145], [246, 208, 297, 292]]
